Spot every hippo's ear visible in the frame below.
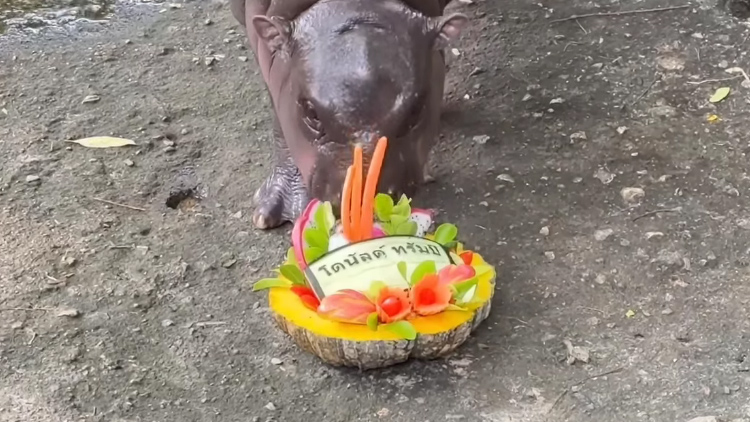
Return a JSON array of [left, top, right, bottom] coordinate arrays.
[[251, 15, 291, 53], [431, 13, 469, 50]]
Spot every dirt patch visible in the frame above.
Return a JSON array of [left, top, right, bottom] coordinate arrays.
[[2, 0, 750, 421]]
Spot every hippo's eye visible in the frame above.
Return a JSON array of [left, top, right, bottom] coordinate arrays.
[[301, 100, 324, 136]]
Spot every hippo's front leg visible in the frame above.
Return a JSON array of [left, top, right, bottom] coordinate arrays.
[[252, 116, 309, 229]]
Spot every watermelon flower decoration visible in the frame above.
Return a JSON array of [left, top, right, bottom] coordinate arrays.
[[410, 274, 453, 316], [375, 286, 411, 323], [317, 289, 376, 324]]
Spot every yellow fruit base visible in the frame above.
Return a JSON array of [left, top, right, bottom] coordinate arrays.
[[268, 251, 497, 369]]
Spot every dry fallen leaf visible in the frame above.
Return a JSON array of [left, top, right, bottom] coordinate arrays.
[[707, 114, 720, 123], [67, 136, 136, 149], [709, 87, 730, 103], [625, 309, 636, 318]]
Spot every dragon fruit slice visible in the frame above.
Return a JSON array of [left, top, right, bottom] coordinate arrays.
[[409, 208, 433, 237]]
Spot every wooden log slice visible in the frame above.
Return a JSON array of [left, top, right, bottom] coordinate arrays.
[[268, 252, 497, 370]]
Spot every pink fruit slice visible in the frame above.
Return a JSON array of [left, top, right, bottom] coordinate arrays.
[[291, 199, 322, 270]]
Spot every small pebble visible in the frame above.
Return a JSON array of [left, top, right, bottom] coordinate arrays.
[[621, 187, 645, 203], [539, 226, 550, 236], [161, 319, 174, 327], [124, 159, 134, 167], [645, 231, 664, 240], [264, 402, 277, 411], [270, 358, 283, 365], [594, 228, 614, 241], [496, 174, 515, 183], [544, 251, 555, 261], [594, 168, 615, 185], [473, 135, 490, 145], [26, 175, 41, 183], [661, 308, 674, 315], [57, 308, 80, 318], [569, 131, 587, 141]]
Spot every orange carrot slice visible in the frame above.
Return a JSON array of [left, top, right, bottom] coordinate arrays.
[[351, 146, 364, 241], [341, 165, 354, 241], [359, 137, 388, 240]]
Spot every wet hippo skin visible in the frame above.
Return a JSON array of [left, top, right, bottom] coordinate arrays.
[[230, 0, 467, 229]]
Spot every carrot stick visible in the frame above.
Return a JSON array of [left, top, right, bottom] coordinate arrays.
[[351, 146, 364, 241], [359, 137, 388, 240], [341, 165, 354, 242]]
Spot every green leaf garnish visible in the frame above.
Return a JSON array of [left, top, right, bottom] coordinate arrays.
[[252, 278, 290, 291], [434, 223, 458, 246], [410, 260, 437, 286], [396, 261, 408, 281], [313, 201, 335, 234], [279, 264, 307, 286], [383, 320, 417, 340], [452, 276, 478, 301], [445, 304, 468, 312], [374, 194, 395, 222], [286, 247, 298, 266], [366, 312, 380, 331], [459, 299, 486, 311], [473, 264, 494, 278], [303, 246, 326, 264], [391, 194, 412, 218], [444, 240, 459, 250], [395, 221, 418, 236], [303, 227, 329, 251], [366, 280, 387, 302]]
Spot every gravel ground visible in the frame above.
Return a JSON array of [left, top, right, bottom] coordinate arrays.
[[2, 0, 750, 421]]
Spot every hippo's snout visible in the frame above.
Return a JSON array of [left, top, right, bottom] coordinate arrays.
[[308, 142, 422, 217]]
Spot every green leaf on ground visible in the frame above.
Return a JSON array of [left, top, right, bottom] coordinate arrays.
[[709, 87, 730, 103]]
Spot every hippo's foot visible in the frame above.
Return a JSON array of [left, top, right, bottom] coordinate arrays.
[[252, 165, 309, 230]]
